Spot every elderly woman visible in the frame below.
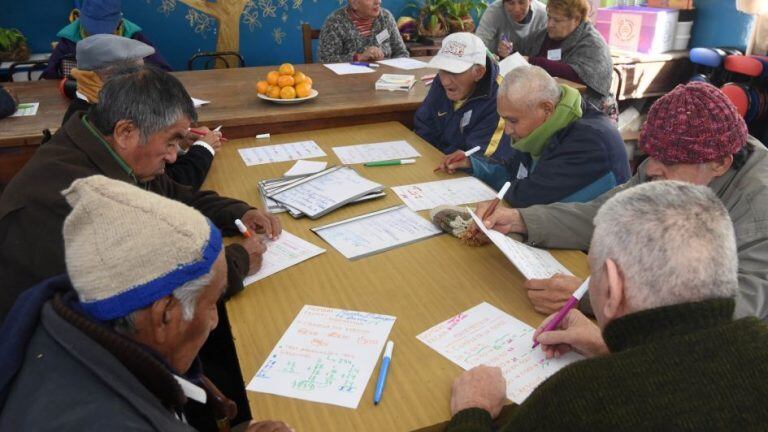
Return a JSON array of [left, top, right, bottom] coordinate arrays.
[[318, 0, 409, 63], [516, 0, 614, 116], [475, 0, 548, 59]]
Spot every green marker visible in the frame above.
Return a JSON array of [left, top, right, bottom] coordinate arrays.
[[364, 159, 416, 167], [16, 103, 34, 109]]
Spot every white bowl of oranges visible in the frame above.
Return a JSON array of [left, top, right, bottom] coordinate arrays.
[[256, 63, 317, 104]]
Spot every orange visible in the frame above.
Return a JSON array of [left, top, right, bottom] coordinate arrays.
[[303, 76, 313, 87], [256, 80, 269, 94], [266, 71, 280, 86], [267, 85, 281, 99], [295, 82, 312, 98], [277, 75, 295, 88], [278, 63, 295, 76], [293, 71, 307, 85], [280, 86, 297, 99]]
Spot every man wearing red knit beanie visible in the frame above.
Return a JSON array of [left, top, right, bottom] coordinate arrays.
[[472, 81, 768, 320]]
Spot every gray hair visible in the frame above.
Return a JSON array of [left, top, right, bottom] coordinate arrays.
[[111, 271, 213, 334], [89, 65, 197, 144], [590, 180, 737, 312], [499, 65, 561, 110]]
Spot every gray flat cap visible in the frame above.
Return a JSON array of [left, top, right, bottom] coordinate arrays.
[[76, 34, 155, 71]]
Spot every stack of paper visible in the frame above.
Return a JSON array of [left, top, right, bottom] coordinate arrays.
[[266, 166, 385, 219], [375, 74, 416, 92], [248, 305, 396, 408], [418, 302, 584, 404], [376, 58, 430, 70]]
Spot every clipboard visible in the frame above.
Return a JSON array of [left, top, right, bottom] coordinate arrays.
[[311, 205, 443, 260], [266, 166, 384, 219]]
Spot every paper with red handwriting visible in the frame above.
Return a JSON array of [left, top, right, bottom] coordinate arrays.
[[247, 305, 396, 408], [417, 302, 583, 404]]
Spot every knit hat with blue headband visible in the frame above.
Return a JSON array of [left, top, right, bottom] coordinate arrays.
[[61, 175, 222, 321]]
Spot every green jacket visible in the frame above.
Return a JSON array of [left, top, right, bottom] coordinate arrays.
[[518, 137, 768, 320], [448, 298, 768, 431]]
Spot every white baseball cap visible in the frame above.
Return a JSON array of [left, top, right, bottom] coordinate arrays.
[[428, 32, 487, 74]]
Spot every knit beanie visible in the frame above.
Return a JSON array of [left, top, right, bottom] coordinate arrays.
[[639, 82, 748, 164], [61, 175, 222, 321]]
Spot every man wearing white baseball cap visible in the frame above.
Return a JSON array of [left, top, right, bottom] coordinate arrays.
[[414, 33, 510, 160]]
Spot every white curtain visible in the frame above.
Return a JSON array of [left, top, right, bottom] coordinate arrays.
[[736, 0, 768, 54]]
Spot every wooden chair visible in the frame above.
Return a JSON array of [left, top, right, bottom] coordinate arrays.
[[187, 51, 246, 70], [301, 23, 321, 64]]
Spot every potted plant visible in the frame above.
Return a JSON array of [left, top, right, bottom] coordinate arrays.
[[444, 0, 488, 33], [404, 0, 450, 39], [0, 28, 29, 62]]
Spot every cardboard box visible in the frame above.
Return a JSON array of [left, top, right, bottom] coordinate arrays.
[[595, 7, 679, 54], [646, 0, 694, 10]]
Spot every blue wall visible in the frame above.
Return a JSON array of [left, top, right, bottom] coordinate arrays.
[[690, 0, 754, 50], [0, 0, 410, 70], [0, 0, 755, 70]]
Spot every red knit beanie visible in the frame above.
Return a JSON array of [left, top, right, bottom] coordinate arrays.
[[639, 82, 748, 164]]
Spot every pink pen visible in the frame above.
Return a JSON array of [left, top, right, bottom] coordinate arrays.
[[532, 277, 590, 348]]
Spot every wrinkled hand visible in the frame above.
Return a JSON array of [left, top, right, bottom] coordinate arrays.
[[240, 208, 282, 240], [186, 126, 223, 151], [435, 151, 472, 174], [246, 420, 295, 432], [497, 40, 513, 59], [237, 235, 267, 275], [468, 202, 527, 238], [360, 46, 385, 61], [533, 309, 608, 359], [450, 365, 506, 418], [525, 274, 582, 314]]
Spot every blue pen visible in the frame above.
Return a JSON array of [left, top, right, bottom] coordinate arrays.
[[351, 61, 380, 68], [373, 340, 394, 405]]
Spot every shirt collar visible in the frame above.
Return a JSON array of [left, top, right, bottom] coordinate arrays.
[[172, 375, 207, 404], [80, 114, 138, 185]]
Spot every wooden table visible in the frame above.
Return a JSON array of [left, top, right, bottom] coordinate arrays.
[[0, 58, 584, 186], [203, 121, 589, 432]]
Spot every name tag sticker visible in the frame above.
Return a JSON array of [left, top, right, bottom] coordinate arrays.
[[516, 163, 529, 180], [376, 29, 390, 44], [547, 49, 562, 61], [461, 110, 472, 130]]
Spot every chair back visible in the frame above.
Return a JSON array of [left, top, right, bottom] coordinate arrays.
[[187, 51, 246, 70], [301, 23, 321, 64], [9, 60, 48, 81]]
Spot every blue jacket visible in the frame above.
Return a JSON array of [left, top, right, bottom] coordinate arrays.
[[469, 103, 630, 207], [414, 57, 511, 159]]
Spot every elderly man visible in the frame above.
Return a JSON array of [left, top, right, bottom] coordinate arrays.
[[42, 0, 171, 79], [0, 176, 292, 432], [447, 181, 768, 431], [63, 34, 219, 190], [415, 32, 509, 159], [432, 65, 628, 235], [472, 82, 768, 320], [0, 66, 276, 321]]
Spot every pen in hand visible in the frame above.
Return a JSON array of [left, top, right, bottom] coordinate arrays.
[[234, 218, 252, 238], [468, 181, 511, 238], [434, 146, 482, 173], [532, 277, 591, 348]]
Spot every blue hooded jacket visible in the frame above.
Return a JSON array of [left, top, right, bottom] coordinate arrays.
[[414, 56, 512, 160], [469, 102, 631, 207]]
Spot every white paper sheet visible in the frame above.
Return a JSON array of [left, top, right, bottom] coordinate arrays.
[[323, 63, 377, 75], [392, 177, 497, 212], [469, 209, 572, 280], [191, 97, 210, 108], [418, 302, 583, 404], [10, 102, 39, 117], [376, 58, 430, 70], [242, 231, 326, 286], [313, 205, 441, 260], [498, 52, 529, 78], [247, 305, 396, 409], [284, 160, 328, 176], [238, 141, 326, 166], [332, 140, 421, 165]]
